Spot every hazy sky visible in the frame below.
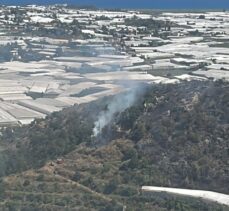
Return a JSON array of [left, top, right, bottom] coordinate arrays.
[[2, 0, 229, 9]]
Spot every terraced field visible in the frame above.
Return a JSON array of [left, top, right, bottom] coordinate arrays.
[[0, 163, 123, 211], [1, 139, 228, 211]]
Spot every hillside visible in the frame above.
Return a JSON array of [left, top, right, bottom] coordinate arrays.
[[0, 80, 228, 210]]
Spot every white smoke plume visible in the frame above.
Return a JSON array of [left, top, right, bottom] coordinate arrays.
[[93, 83, 147, 136]]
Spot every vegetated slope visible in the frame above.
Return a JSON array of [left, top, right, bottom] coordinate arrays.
[[118, 80, 229, 194], [0, 96, 108, 176], [0, 80, 228, 211]]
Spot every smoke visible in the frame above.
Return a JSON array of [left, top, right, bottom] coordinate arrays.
[[93, 83, 147, 136]]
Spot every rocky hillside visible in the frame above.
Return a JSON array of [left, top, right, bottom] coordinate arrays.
[[0, 80, 228, 210]]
